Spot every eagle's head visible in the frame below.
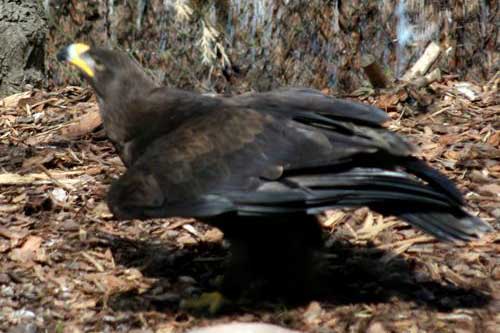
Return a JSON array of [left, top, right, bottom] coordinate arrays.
[[57, 43, 154, 101]]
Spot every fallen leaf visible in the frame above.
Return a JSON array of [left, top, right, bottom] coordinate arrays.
[[9, 236, 43, 263], [0, 91, 31, 108], [322, 210, 345, 227], [86, 273, 130, 293], [60, 108, 102, 139], [92, 201, 113, 218], [439, 134, 462, 145], [103, 275, 130, 293], [487, 131, 500, 146]]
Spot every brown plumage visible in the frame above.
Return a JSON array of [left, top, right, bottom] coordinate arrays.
[[58, 44, 492, 298]]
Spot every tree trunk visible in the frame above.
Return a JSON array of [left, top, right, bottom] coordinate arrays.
[[0, 0, 47, 97], [47, 1, 498, 93]]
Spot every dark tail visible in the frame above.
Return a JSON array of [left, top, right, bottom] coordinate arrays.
[[403, 156, 464, 204], [373, 205, 491, 242], [386, 156, 492, 241], [231, 166, 493, 242]]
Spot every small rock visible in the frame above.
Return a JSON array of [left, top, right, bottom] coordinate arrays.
[[11, 308, 36, 320], [148, 292, 180, 303], [51, 188, 67, 203], [59, 220, 79, 232], [1, 285, 15, 297], [32, 112, 44, 123], [164, 230, 179, 238], [367, 322, 388, 333], [188, 323, 302, 333], [178, 276, 196, 284], [183, 286, 201, 296]]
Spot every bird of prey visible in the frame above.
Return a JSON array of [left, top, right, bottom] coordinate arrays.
[[57, 43, 492, 303]]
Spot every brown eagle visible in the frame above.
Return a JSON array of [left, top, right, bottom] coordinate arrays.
[[58, 43, 491, 300]]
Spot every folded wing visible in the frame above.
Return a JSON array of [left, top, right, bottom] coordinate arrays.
[[107, 97, 492, 242]]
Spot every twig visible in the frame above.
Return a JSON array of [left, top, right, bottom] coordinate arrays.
[[0, 170, 84, 186], [402, 41, 441, 81], [412, 68, 442, 88], [37, 164, 73, 191], [81, 252, 105, 272], [377, 235, 434, 250]]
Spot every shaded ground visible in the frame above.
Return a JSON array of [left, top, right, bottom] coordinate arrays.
[[0, 79, 498, 332]]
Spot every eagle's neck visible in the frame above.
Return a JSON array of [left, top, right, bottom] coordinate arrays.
[[96, 72, 156, 142]]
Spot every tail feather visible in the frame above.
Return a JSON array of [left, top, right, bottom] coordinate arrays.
[[403, 156, 464, 205], [228, 167, 493, 242], [395, 211, 492, 242]]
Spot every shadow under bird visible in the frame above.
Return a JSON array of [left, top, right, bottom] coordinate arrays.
[[57, 43, 492, 303]]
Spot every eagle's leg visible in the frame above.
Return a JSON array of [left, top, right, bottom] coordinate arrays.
[[219, 214, 324, 300], [181, 215, 324, 313]]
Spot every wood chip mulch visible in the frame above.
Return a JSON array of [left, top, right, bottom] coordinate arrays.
[[0, 77, 498, 333]]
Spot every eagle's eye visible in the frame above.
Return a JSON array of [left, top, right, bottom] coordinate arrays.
[[94, 60, 105, 72]]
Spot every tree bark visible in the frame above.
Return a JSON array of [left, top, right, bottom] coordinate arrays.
[[0, 0, 47, 97]]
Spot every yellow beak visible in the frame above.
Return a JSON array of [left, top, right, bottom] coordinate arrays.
[[57, 43, 95, 78]]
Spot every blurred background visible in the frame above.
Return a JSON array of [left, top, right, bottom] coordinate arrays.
[[1, 0, 498, 97]]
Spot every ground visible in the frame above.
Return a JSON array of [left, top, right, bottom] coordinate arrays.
[[0, 78, 498, 332]]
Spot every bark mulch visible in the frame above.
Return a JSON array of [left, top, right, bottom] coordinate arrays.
[[0, 77, 498, 332]]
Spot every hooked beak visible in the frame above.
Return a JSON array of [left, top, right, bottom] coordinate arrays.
[[57, 43, 95, 78]]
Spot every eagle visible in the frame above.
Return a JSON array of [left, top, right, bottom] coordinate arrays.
[[57, 43, 491, 303]]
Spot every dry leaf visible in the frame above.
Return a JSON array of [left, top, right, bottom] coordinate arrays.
[[487, 131, 500, 146], [60, 109, 102, 139], [439, 134, 462, 145], [86, 273, 130, 293], [322, 210, 345, 227], [9, 236, 42, 263], [92, 201, 113, 218], [0, 91, 31, 108]]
